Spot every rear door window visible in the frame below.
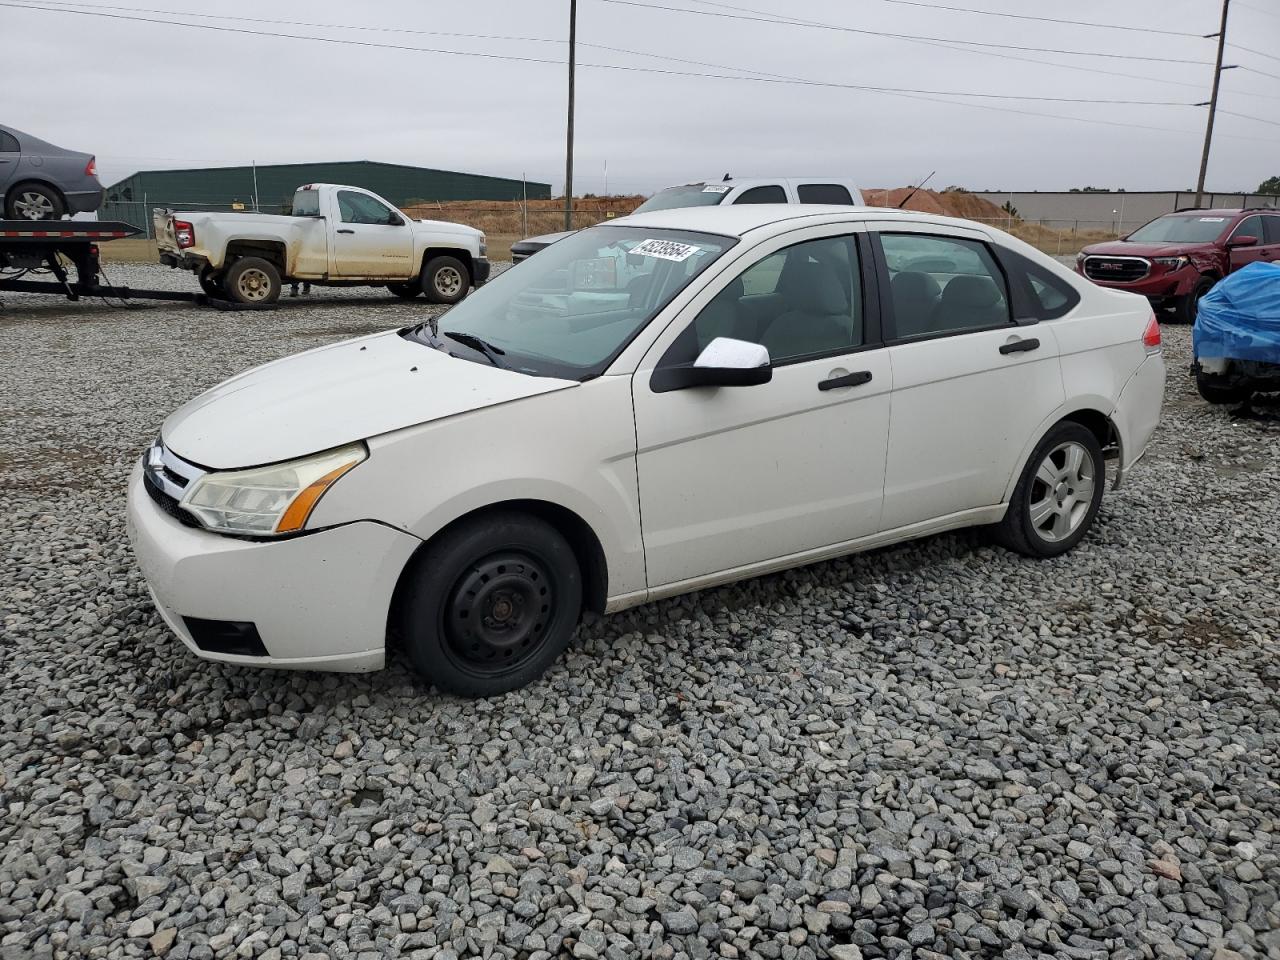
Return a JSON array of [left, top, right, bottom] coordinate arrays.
[[0, 131, 19, 153], [733, 185, 787, 204], [878, 233, 1011, 338], [797, 183, 855, 205], [1261, 215, 1280, 244]]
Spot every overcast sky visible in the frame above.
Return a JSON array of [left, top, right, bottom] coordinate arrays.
[[4, 0, 1277, 195]]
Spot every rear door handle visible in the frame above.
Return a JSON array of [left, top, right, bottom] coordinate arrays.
[[336, 228, 355, 234], [999, 338, 1040, 355], [818, 370, 873, 391]]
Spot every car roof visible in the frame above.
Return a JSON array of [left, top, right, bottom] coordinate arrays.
[[1164, 209, 1255, 218], [607, 204, 982, 239]]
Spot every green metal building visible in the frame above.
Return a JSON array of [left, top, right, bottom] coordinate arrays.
[[100, 160, 550, 231]]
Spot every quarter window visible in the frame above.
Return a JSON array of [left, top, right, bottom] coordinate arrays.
[[338, 190, 397, 225], [880, 233, 1011, 338], [797, 183, 854, 205], [0, 131, 19, 153], [733, 185, 787, 204], [663, 235, 863, 367]]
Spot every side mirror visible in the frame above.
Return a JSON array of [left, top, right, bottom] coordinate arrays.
[[1227, 234, 1258, 247], [651, 337, 772, 393]]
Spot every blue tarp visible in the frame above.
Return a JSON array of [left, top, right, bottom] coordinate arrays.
[[1193, 261, 1280, 362]]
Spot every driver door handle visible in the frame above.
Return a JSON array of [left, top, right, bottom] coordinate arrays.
[[999, 337, 1040, 355], [818, 370, 873, 391], [336, 228, 355, 234]]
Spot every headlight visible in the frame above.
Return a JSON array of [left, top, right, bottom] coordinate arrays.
[[180, 442, 366, 536], [1075, 252, 1087, 265], [1153, 256, 1190, 268], [479, 234, 488, 257]]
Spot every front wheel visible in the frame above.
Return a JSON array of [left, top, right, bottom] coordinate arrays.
[[995, 422, 1105, 558], [1173, 276, 1215, 325], [421, 255, 470, 305], [396, 512, 583, 697], [223, 256, 281, 305]]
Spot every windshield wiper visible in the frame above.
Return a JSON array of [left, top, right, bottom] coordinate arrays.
[[443, 330, 507, 368]]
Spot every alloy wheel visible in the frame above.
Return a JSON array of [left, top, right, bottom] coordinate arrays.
[[1028, 440, 1096, 543], [15, 191, 55, 220]]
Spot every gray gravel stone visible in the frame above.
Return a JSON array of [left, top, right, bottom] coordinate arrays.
[[1, 275, 1278, 959]]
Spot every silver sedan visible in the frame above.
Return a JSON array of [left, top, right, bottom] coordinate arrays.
[[0, 123, 103, 220]]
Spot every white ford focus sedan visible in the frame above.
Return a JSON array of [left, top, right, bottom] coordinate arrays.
[[128, 205, 1165, 696]]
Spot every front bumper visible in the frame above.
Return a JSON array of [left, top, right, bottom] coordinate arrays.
[[1075, 262, 1200, 302], [473, 256, 491, 285], [126, 462, 421, 672]]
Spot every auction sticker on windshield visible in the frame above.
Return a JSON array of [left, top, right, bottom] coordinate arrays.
[[632, 238, 701, 262], [702, 185, 732, 194]]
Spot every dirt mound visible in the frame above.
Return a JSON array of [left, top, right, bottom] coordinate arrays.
[[864, 188, 1006, 221]]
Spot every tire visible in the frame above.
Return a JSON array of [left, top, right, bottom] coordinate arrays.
[[1195, 373, 1250, 406], [222, 257, 281, 305], [421, 255, 470, 305], [1173, 276, 1215, 325], [387, 281, 421, 300], [397, 511, 583, 697], [5, 182, 65, 221], [198, 267, 225, 298], [995, 422, 1105, 559]]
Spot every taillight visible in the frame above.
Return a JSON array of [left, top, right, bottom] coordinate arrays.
[[84, 157, 97, 177], [1142, 312, 1161, 352], [173, 220, 195, 249]]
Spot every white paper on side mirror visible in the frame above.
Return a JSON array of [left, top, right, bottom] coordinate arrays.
[[694, 337, 770, 369]]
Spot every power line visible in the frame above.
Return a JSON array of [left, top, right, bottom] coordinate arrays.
[[600, 0, 1215, 65], [1219, 108, 1280, 128], [0, 2, 1202, 106], [1228, 42, 1280, 64], [8, 0, 1280, 148], [1239, 64, 1280, 81], [1236, 0, 1280, 21], [694, 0, 1207, 39]]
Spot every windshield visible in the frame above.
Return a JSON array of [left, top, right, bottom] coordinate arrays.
[[633, 183, 731, 214], [1126, 214, 1232, 244], [405, 226, 734, 379]]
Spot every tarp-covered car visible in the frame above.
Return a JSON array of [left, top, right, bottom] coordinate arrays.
[[1192, 261, 1280, 404]]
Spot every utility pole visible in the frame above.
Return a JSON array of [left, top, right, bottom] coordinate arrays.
[[1195, 0, 1233, 209], [564, 0, 577, 231]]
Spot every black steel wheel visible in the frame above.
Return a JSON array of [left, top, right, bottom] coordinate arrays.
[[397, 512, 583, 696], [1173, 275, 1215, 325], [387, 281, 421, 299], [198, 267, 225, 298]]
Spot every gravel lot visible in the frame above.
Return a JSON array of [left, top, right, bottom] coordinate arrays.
[[2, 264, 1278, 960]]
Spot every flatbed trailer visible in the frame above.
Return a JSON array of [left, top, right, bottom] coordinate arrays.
[[0, 220, 200, 303]]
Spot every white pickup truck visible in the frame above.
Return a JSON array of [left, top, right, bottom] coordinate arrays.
[[154, 183, 489, 305]]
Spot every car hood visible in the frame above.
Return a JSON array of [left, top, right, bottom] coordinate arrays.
[[412, 219, 483, 242], [1080, 240, 1211, 257], [162, 330, 576, 469]]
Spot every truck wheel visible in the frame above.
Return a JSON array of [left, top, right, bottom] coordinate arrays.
[[387, 282, 421, 300], [198, 267, 225, 298], [1195, 372, 1250, 406], [396, 511, 583, 697], [223, 257, 281, 305], [421, 255, 470, 305], [5, 182, 65, 221], [1173, 276, 1215, 325]]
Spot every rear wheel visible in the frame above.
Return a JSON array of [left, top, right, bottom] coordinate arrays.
[[995, 422, 1105, 559], [1173, 275, 1215, 325], [198, 267, 224, 298], [223, 257, 281, 305], [1196, 372, 1250, 405], [421, 255, 470, 305], [397, 512, 583, 697], [387, 281, 421, 300], [5, 182, 64, 221]]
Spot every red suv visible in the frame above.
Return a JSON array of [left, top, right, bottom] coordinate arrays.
[[1075, 208, 1280, 323]]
